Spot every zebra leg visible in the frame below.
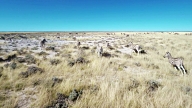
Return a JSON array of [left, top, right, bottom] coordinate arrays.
[[138, 50, 141, 55], [181, 65, 186, 74], [100, 52, 102, 57], [174, 67, 179, 71], [97, 52, 100, 57], [135, 48, 139, 55], [137, 50, 139, 55], [133, 49, 136, 55], [178, 67, 184, 75]]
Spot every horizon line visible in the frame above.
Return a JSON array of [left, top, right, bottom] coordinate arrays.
[[0, 31, 192, 33]]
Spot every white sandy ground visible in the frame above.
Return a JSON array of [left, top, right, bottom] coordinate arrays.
[[0, 35, 132, 57]]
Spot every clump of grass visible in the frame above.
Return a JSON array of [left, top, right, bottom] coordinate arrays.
[[0, 67, 3, 73], [19, 66, 44, 78], [68, 89, 82, 101], [31, 47, 38, 50], [10, 62, 17, 69], [25, 54, 36, 64], [4, 63, 9, 68], [16, 57, 26, 63], [1, 53, 17, 62], [46, 89, 83, 108], [33, 79, 41, 87], [146, 80, 161, 93], [67, 60, 75, 67], [127, 79, 140, 90], [134, 62, 141, 67], [1, 82, 12, 90], [61, 54, 71, 58], [46, 46, 55, 51], [15, 83, 25, 91], [0, 94, 7, 101], [17, 48, 27, 55], [146, 63, 159, 69], [50, 59, 60, 65], [123, 54, 133, 59], [77, 49, 86, 58], [75, 57, 86, 64], [102, 52, 111, 58], [38, 51, 48, 56], [81, 46, 89, 50]]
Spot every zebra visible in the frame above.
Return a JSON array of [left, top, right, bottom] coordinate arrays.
[[77, 41, 81, 49], [163, 52, 187, 75], [107, 43, 114, 50], [57, 36, 60, 40], [96, 44, 103, 57], [128, 42, 142, 55], [40, 38, 47, 50]]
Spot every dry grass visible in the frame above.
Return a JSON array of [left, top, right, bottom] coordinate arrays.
[[0, 32, 192, 108]]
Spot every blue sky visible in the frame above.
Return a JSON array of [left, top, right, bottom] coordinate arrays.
[[0, 0, 192, 31]]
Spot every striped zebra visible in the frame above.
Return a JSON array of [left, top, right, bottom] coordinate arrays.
[[40, 39, 47, 50], [77, 41, 81, 49], [107, 43, 113, 50], [128, 42, 142, 55], [96, 44, 103, 57], [163, 52, 187, 75]]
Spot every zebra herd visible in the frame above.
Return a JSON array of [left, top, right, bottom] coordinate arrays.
[[40, 38, 187, 76]]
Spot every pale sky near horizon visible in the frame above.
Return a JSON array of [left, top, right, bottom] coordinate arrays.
[[0, 0, 192, 31]]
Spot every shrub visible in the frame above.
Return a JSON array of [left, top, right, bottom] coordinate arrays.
[[4, 63, 9, 68], [68, 89, 79, 101], [128, 79, 140, 90], [17, 49, 27, 55], [2, 82, 12, 90], [75, 57, 86, 64], [50, 59, 60, 65], [38, 51, 48, 56], [19, 66, 44, 78], [10, 62, 17, 69], [146, 80, 161, 93], [46, 89, 83, 108], [0, 67, 3, 73], [67, 60, 75, 67], [31, 47, 38, 50], [102, 52, 111, 58], [46, 46, 55, 51], [15, 83, 24, 91], [33, 79, 41, 87], [81, 46, 89, 50], [16, 57, 25, 63], [25, 54, 36, 64]]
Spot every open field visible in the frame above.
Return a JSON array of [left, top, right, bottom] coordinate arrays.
[[0, 32, 192, 108]]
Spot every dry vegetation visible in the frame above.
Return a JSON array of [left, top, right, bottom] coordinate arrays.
[[0, 32, 192, 108]]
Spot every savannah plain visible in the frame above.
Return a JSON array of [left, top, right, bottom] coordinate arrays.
[[0, 32, 192, 108]]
